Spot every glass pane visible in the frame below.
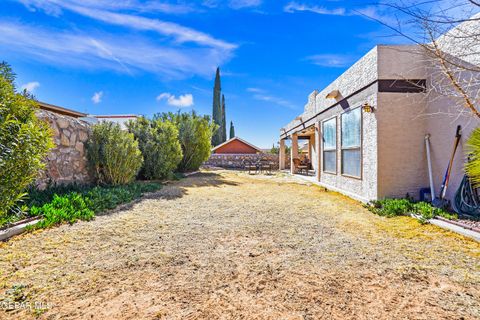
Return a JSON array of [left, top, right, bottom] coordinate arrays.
[[342, 149, 361, 177], [323, 118, 336, 150], [323, 150, 336, 173], [341, 108, 361, 148]]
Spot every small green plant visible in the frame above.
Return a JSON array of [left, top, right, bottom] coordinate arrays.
[[29, 193, 95, 229], [367, 198, 457, 223], [87, 122, 143, 185], [23, 182, 162, 230]]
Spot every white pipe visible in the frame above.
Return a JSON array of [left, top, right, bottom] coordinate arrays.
[[425, 134, 435, 200]]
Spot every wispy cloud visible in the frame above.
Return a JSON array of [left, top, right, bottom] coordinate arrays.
[[18, 0, 196, 15], [284, 2, 347, 15], [229, 0, 262, 9], [283, 2, 392, 24], [0, 21, 232, 78], [202, 0, 262, 9], [92, 91, 103, 104], [157, 93, 194, 108], [9, 1, 237, 78], [305, 54, 354, 67], [247, 88, 295, 109], [21, 81, 40, 93]]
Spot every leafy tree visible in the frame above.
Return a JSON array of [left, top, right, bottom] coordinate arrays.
[[128, 117, 182, 179], [86, 122, 143, 185], [0, 62, 53, 217], [157, 111, 216, 172], [229, 121, 235, 139], [270, 143, 279, 155], [211, 67, 223, 146]]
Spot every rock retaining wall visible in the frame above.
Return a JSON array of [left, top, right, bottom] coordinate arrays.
[[204, 153, 279, 170], [36, 110, 92, 188]]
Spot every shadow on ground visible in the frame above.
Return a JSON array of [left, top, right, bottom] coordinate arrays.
[[144, 172, 240, 201]]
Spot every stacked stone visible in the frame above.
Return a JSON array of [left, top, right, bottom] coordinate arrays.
[[204, 153, 279, 170], [36, 110, 92, 188]]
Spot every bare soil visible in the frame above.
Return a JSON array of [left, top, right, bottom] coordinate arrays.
[[0, 170, 479, 319]]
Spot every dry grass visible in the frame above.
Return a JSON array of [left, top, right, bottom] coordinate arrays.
[[0, 170, 479, 319]]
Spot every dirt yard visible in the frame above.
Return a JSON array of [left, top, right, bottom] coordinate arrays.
[[0, 171, 479, 319]]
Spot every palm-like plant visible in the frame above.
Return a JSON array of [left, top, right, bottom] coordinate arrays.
[[466, 128, 480, 185]]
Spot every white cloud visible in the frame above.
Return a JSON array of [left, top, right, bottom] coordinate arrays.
[[229, 0, 262, 9], [92, 91, 103, 104], [0, 21, 233, 78], [20, 81, 40, 93], [17, 0, 236, 51], [157, 93, 194, 108], [305, 54, 353, 67], [202, 0, 262, 9], [284, 2, 346, 15]]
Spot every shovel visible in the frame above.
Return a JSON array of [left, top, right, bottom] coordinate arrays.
[[433, 125, 462, 208]]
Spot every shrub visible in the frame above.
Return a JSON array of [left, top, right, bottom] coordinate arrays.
[[87, 122, 143, 185], [156, 111, 216, 172], [128, 117, 182, 179], [367, 198, 457, 222], [466, 128, 480, 186], [0, 62, 53, 218]]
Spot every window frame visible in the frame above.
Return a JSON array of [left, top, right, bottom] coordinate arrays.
[[322, 116, 338, 175], [340, 106, 363, 180]]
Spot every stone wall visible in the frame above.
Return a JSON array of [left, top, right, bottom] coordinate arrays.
[[36, 110, 92, 188], [204, 153, 279, 170]]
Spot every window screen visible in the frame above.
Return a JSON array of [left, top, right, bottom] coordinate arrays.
[[322, 118, 337, 173], [341, 108, 361, 177]]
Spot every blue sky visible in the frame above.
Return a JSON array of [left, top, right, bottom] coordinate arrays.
[[0, 0, 449, 147]]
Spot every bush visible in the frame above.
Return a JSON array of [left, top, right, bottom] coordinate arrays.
[[128, 117, 182, 179], [466, 128, 480, 186], [87, 122, 143, 185], [26, 182, 161, 230], [0, 62, 53, 218], [368, 198, 457, 222], [156, 111, 216, 172]]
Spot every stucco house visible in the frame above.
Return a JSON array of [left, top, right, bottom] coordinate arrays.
[[279, 22, 480, 203]]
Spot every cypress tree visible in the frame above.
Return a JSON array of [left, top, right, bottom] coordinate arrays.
[[229, 121, 235, 139], [221, 94, 227, 142], [211, 67, 222, 146]]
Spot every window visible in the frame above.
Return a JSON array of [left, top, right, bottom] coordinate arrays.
[[341, 107, 362, 178], [322, 117, 337, 173]]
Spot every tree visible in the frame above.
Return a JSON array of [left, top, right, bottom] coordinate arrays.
[[0, 62, 53, 217], [156, 111, 217, 172], [221, 94, 227, 142], [229, 121, 235, 139], [211, 67, 223, 146], [366, 1, 480, 119]]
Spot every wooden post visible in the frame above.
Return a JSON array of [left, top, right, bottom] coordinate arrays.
[[279, 139, 286, 170], [315, 122, 321, 181], [291, 133, 298, 174]]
